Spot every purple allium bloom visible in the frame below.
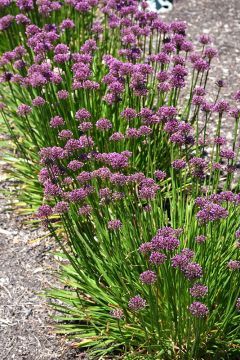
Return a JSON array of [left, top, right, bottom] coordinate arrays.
[[32, 96, 45, 107], [181, 248, 195, 259], [183, 263, 203, 280], [149, 252, 167, 265], [108, 80, 124, 95], [214, 137, 227, 145], [152, 235, 180, 251], [156, 52, 170, 64], [189, 302, 209, 317], [110, 308, 124, 319], [162, 42, 176, 54], [157, 227, 183, 238], [154, 170, 167, 181], [192, 95, 204, 106], [213, 100, 230, 114], [78, 135, 94, 149], [77, 171, 92, 183], [108, 219, 122, 230], [92, 167, 111, 179], [218, 191, 235, 202], [138, 183, 159, 201], [0, 15, 14, 30], [236, 230, 240, 239], [236, 298, 240, 311], [234, 90, 240, 102], [96, 118, 112, 131], [67, 160, 84, 171], [79, 122, 93, 132], [139, 107, 154, 121], [171, 64, 188, 77], [220, 149, 235, 160], [193, 58, 209, 72], [99, 187, 112, 199], [17, 104, 32, 116], [171, 249, 194, 269], [126, 128, 140, 138], [57, 90, 69, 100], [227, 260, 240, 270], [75, 108, 91, 121], [0, 0, 11, 8], [172, 55, 186, 66], [60, 18, 75, 30], [54, 43, 69, 55], [215, 79, 224, 88], [228, 107, 240, 119], [177, 122, 192, 133], [44, 180, 62, 198], [189, 283, 208, 298], [39, 146, 67, 163], [212, 162, 223, 171], [13, 60, 25, 70], [50, 116, 64, 128], [196, 203, 228, 223], [82, 80, 99, 90], [109, 132, 124, 142], [92, 20, 103, 34], [204, 47, 218, 59], [195, 235, 206, 244], [181, 40, 194, 52], [156, 71, 169, 82], [225, 165, 236, 173], [128, 296, 146, 311], [37, 204, 52, 218], [201, 101, 213, 113], [139, 126, 152, 136], [171, 253, 190, 270], [193, 86, 206, 96], [143, 204, 152, 212], [16, 0, 33, 11], [53, 201, 69, 214], [158, 82, 172, 93], [170, 132, 185, 145], [171, 159, 187, 170], [58, 130, 73, 139], [194, 197, 208, 207], [199, 34, 211, 45], [15, 14, 31, 25], [78, 204, 92, 216], [68, 187, 93, 202], [140, 270, 157, 285], [109, 173, 128, 186], [164, 120, 179, 134], [171, 20, 187, 34], [98, 152, 131, 169], [139, 242, 154, 253]]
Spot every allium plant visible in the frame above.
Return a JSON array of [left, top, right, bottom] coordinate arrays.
[[1, 0, 240, 358], [1, 0, 239, 209]]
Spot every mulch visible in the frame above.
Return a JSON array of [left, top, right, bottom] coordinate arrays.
[[0, 0, 239, 359]]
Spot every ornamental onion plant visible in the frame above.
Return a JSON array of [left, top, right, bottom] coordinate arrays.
[[1, 0, 240, 358], [2, 0, 239, 208]]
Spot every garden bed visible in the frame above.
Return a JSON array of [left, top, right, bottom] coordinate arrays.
[[0, 0, 240, 359]]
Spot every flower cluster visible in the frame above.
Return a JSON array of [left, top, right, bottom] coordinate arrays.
[[1, 0, 240, 357]]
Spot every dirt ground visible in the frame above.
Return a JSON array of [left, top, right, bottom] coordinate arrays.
[[0, 0, 240, 359], [0, 178, 86, 359]]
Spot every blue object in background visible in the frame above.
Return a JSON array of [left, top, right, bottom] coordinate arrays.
[[147, 0, 173, 12]]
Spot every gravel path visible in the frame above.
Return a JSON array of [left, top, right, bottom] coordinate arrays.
[[0, 0, 240, 359], [0, 178, 84, 360], [164, 0, 240, 102]]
